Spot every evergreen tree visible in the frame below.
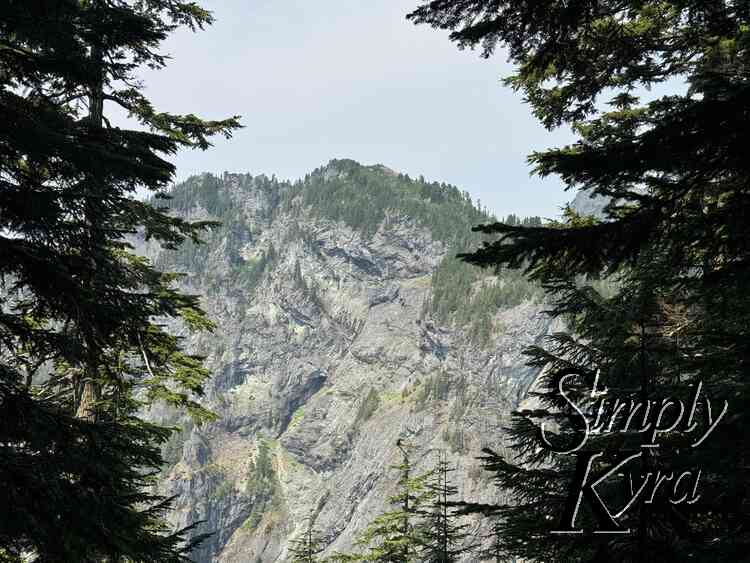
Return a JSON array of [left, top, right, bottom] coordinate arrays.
[[347, 440, 433, 562], [288, 515, 326, 563], [410, 1, 750, 561], [1, 1, 239, 560], [483, 518, 505, 563], [418, 452, 475, 562]]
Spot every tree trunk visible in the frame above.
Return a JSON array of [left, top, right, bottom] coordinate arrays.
[[75, 7, 104, 423], [75, 377, 100, 421]]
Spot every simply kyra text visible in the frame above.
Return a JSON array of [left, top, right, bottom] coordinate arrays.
[[541, 369, 728, 534]]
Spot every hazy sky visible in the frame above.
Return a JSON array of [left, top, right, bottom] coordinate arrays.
[[129, 0, 580, 218]]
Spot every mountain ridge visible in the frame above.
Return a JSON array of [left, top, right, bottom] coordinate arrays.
[[138, 159, 558, 561]]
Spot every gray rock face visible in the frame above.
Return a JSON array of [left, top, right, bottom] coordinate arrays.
[[140, 164, 561, 562], [570, 188, 609, 219]]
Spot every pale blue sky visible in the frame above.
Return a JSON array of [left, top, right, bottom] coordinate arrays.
[[132, 0, 580, 218]]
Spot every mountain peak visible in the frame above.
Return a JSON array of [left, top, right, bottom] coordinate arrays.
[[317, 159, 398, 179]]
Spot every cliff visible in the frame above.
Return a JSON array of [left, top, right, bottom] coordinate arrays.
[[137, 160, 561, 561]]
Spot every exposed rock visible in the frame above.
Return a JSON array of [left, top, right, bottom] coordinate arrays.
[[137, 162, 562, 562], [570, 187, 609, 219]]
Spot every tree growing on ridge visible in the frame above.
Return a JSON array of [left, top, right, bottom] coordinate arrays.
[[410, 1, 750, 561], [1, 0, 240, 560]]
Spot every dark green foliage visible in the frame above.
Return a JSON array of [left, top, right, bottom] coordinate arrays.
[[167, 173, 232, 217], [410, 0, 750, 561], [288, 516, 326, 563], [418, 453, 476, 562], [482, 518, 505, 563], [252, 440, 275, 484], [428, 217, 544, 346], [154, 173, 285, 286], [344, 441, 434, 562], [338, 446, 476, 562], [0, 0, 239, 559], [282, 159, 490, 242], [242, 440, 283, 532], [0, 370, 209, 561]]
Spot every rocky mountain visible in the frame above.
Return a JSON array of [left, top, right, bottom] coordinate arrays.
[[137, 159, 561, 562]]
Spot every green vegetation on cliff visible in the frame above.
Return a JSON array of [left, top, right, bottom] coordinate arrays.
[[158, 162, 543, 343], [283, 159, 490, 243]]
